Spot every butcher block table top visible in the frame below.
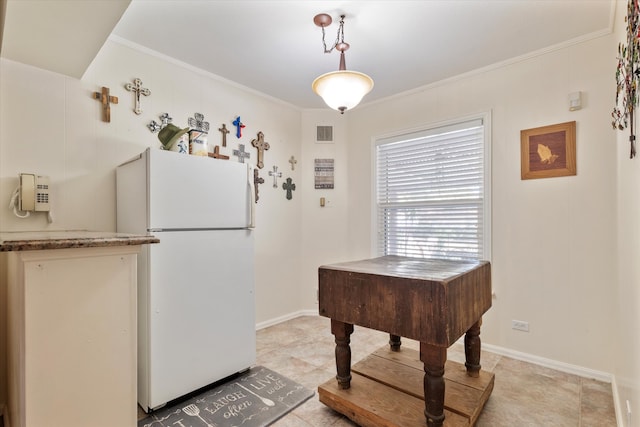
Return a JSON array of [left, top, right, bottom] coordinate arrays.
[[318, 255, 493, 427], [319, 255, 492, 347]]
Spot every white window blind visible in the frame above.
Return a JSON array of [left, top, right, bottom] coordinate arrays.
[[376, 117, 489, 261]]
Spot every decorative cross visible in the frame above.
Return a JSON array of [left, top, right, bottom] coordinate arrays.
[[268, 165, 282, 188], [251, 131, 270, 169], [233, 144, 251, 163], [289, 155, 297, 171], [148, 121, 161, 133], [208, 146, 229, 160], [282, 177, 296, 200], [148, 112, 173, 133], [233, 116, 245, 138], [188, 113, 210, 132], [92, 86, 118, 123], [253, 168, 264, 203], [124, 78, 150, 115], [218, 124, 230, 147]]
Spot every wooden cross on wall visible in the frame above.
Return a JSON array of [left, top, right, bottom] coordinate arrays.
[[92, 87, 118, 122], [208, 146, 229, 159], [251, 131, 270, 169], [124, 78, 150, 115], [218, 124, 230, 147], [289, 155, 297, 170]]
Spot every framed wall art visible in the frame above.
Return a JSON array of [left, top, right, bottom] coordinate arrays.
[[314, 158, 334, 189], [520, 121, 576, 180]]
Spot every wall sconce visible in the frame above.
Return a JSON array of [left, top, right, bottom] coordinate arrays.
[[311, 13, 374, 114]]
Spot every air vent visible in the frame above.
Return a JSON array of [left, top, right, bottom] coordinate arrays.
[[316, 126, 333, 142]]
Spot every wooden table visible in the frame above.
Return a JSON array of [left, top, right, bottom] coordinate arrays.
[[318, 255, 493, 427]]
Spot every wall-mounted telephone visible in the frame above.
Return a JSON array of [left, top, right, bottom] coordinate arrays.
[[19, 173, 51, 212], [9, 173, 53, 222]]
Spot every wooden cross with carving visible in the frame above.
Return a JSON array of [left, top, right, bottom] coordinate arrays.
[[92, 87, 118, 122], [208, 146, 229, 160], [268, 165, 282, 188], [218, 124, 230, 147], [289, 155, 297, 171], [233, 144, 251, 163], [251, 131, 270, 169], [282, 177, 296, 200], [124, 78, 150, 115]]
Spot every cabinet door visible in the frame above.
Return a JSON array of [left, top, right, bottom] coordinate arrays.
[[10, 247, 138, 427]]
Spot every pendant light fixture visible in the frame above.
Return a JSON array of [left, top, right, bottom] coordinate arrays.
[[312, 13, 374, 114]]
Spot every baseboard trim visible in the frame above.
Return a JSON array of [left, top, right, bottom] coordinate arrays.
[[610, 376, 625, 427], [255, 309, 318, 330], [481, 342, 613, 383], [258, 313, 615, 384]]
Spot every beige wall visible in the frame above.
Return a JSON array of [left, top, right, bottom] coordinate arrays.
[[299, 110, 351, 309], [616, 99, 640, 425], [342, 34, 617, 375], [0, 253, 6, 409], [1, 4, 638, 424], [613, 1, 640, 424], [0, 39, 303, 405]]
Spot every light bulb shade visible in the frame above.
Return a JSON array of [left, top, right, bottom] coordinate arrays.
[[312, 70, 374, 112]]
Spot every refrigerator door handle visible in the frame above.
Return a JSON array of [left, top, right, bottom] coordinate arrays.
[[248, 164, 256, 228]]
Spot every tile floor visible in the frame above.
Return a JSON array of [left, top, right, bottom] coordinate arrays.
[[138, 314, 617, 426], [256, 315, 617, 427]]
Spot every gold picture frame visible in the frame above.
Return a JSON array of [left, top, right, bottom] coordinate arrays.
[[520, 121, 576, 180]]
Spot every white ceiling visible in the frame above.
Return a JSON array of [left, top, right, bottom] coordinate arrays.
[[1, 0, 130, 78], [2, 1, 615, 110]]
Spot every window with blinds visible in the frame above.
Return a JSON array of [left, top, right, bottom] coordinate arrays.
[[375, 116, 490, 261]]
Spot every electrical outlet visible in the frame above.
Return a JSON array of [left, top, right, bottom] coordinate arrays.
[[511, 320, 529, 332]]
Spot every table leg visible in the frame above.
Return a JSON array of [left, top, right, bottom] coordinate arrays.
[[389, 334, 402, 352], [331, 319, 354, 389], [464, 318, 482, 378], [420, 342, 446, 427]]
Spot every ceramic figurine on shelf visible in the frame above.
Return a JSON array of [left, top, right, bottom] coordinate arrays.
[[189, 130, 208, 156], [158, 124, 190, 154]]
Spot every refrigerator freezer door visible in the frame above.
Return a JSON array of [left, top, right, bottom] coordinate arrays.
[[147, 149, 250, 230], [141, 229, 256, 410]]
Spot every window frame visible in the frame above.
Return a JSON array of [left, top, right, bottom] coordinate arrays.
[[371, 112, 492, 261]]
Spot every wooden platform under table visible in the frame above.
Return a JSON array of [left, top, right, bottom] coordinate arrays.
[[318, 345, 495, 427], [318, 255, 493, 427]]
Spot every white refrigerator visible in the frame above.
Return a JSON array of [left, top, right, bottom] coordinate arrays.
[[116, 148, 256, 412]]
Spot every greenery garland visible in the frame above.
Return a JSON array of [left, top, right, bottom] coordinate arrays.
[[612, 0, 640, 159]]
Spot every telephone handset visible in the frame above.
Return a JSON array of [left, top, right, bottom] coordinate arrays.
[[19, 173, 50, 212], [9, 173, 52, 222]]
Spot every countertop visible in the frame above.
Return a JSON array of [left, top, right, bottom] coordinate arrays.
[[0, 230, 159, 251]]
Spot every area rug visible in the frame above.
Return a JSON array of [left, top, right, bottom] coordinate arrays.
[[138, 366, 315, 427]]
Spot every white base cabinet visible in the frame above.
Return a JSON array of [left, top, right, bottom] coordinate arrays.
[[6, 246, 139, 427]]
